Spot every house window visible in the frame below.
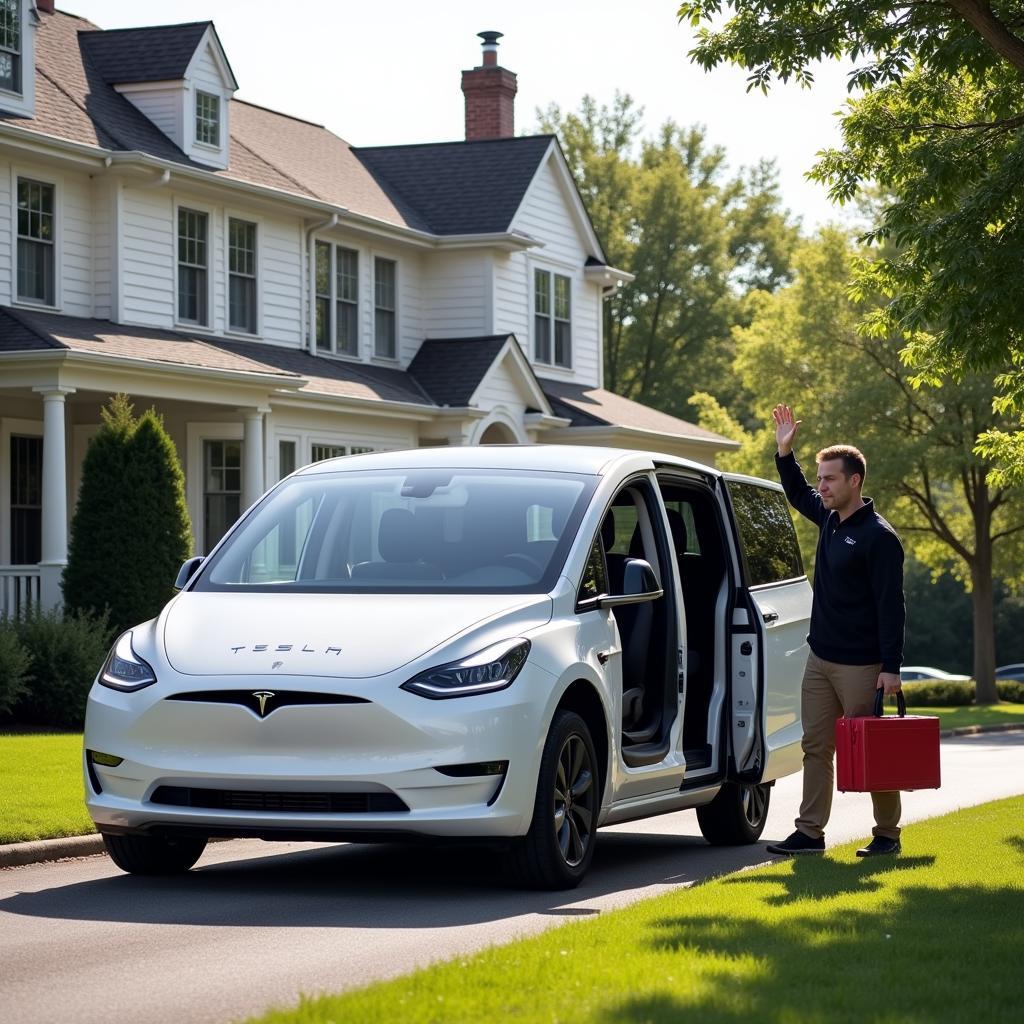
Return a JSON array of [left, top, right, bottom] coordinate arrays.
[[534, 269, 572, 367], [16, 178, 55, 306], [228, 218, 257, 334], [10, 434, 42, 565], [195, 90, 220, 147], [203, 440, 241, 552], [178, 208, 208, 325], [336, 247, 359, 355], [315, 243, 360, 356], [0, 0, 21, 94], [278, 439, 296, 481], [374, 257, 396, 358], [311, 444, 346, 463]]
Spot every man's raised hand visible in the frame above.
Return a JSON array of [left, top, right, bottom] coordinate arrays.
[[773, 404, 801, 456]]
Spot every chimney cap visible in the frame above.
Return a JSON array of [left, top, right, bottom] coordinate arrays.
[[477, 30, 504, 47]]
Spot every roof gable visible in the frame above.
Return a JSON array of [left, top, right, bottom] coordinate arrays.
[[354, 136, 553, 235]]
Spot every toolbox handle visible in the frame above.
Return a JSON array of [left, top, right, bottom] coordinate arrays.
[[874, 688, 907, 718]]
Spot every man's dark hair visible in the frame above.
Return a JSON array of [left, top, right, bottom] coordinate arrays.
[[816, 444, 867, 485]]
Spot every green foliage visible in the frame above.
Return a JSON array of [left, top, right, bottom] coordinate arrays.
[[63, 395, 192, 635], [536, 95, 798, 419], [0, 618, 30, 718], [900, 679, 1024, 706], [677, 0, 1024, 484], [12, 607, 114, 728]]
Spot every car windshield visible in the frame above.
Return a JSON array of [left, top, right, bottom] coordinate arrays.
[[193, 468, 596, 594]]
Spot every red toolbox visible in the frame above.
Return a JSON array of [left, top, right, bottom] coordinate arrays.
[[836, 690, 941, 792]]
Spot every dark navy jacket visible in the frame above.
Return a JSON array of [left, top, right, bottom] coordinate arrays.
[[776, 452, 905, 673]]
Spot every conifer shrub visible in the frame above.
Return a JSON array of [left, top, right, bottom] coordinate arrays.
[[63, 395, 192, 635]]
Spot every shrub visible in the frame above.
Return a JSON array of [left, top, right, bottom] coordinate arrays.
[[0, 617, 30, 718], [997, 680, 1024, 704], [63, 395, 192, 635], [13, 607, 115, 728]]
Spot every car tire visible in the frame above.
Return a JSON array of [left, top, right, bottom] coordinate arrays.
[[510, 709, 599, 890], [101, 833, 208, 875], [696, 781, 771, 845]]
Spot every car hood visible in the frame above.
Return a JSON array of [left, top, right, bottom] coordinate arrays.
[[161, 592, 551, 678]]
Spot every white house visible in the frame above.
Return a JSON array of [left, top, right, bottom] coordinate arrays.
[[0, 2, 736, 614]]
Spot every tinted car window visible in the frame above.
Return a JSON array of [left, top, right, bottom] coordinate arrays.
[[728, 481, 804, 587], [195, 469, 596, 594]]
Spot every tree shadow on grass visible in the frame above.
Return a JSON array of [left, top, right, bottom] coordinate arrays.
[[597, 875, 1024, 1024]]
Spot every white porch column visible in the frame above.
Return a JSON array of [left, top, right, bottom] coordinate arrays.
[[241, 408, 268, 510], [32, 385, 76, 611]]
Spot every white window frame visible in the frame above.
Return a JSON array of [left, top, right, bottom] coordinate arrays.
[[224, 211, 261, 337], [532, 264, 573, 370], [11, 165, 61, 311], [372, 252, 399, 362], [314, 240, 363, 358], [194, 89, 221, 148], [0, 415, 43, 565], [174, 198, 215, 331], [186, 422, 244, 554], [0, 0, 22, 97]]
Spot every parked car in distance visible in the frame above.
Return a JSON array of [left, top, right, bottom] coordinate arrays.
[[84, 445, 812, 889], [995, 664, 1024, 681], [900, 666, 971, 683]]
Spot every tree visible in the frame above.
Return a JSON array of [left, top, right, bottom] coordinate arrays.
[[677, 1, 1024, 478], [537, 95, 798, 419], [63, 395, 192, 635], [694, 229, 1024, 702]]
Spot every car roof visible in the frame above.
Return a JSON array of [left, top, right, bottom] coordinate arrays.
[[294, 444, 724, 479]]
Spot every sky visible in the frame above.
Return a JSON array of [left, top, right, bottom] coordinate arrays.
[[62, 0, 862, 231]]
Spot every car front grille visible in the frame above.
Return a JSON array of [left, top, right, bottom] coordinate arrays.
[[150, 786, 409, 814]]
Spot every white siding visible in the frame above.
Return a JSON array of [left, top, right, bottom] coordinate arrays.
[[509, 156, 602, 387], [261, 216, 303, 346], [61, 173, 92, 317], [0, 158, 11, 306], [115, 84, 183, 147], [395, 250, 423, 367], [474, 354, 529, 413], [185, 39, 231, 168], [422, 252, 490, 339], [91, 180, 114, 320], [121, 187, 175, 326], [493, 251, 529, 343]]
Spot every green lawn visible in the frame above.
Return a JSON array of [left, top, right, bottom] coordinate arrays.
[[903, 702, 1024, 731], [251, 796, 1024, 1024], [0, 732, 95, 844]]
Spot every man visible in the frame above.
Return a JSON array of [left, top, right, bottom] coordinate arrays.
[[766, 403, 906, 858]]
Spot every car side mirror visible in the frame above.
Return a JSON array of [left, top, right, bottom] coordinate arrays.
[[174, 556, 205, 590], [579, 557, 664, 611]]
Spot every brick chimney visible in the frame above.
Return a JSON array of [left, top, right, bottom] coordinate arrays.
[[36, 0, 55, 12], [461, 31, 517, 141]]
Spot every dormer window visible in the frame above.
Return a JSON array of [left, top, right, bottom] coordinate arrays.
[[0, 0, 21, 94], [195, 90, 220, 147]]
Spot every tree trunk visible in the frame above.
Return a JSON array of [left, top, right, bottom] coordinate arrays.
[[971, 497, 999, 704]]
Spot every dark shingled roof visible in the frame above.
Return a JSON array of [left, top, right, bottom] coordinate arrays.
[[409, 336, 511, 405], [354, 136, 554, 235], [541, 379, 732, 444], [78, 22, 213, 84]]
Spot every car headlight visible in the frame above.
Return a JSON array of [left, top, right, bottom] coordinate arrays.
[[99, 631, 157, 692], [401, 639, 531, 699]]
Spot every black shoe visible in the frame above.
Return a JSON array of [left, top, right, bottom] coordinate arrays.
[[856, 836, 901, 857], [765, 830, 825, 856]]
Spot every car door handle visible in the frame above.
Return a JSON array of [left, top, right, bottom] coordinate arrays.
[[762, 609, 779, 625]]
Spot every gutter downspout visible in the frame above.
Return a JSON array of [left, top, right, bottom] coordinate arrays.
[[305, 213, 338, 353]]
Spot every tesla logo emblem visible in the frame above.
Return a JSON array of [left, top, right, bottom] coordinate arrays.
[[252, 691, 275, 717]]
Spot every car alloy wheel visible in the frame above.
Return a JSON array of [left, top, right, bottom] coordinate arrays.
[[553, 732, 595, 868]]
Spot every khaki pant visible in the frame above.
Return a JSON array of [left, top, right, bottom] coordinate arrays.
[[795, 651, 902, 841]]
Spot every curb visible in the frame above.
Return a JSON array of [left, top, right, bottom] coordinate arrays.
[[0, 833, 104, 869], [3, 725, 1022, 870]]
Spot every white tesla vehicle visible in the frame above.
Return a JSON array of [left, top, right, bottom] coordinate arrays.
[[84, 446, 811, 889]]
